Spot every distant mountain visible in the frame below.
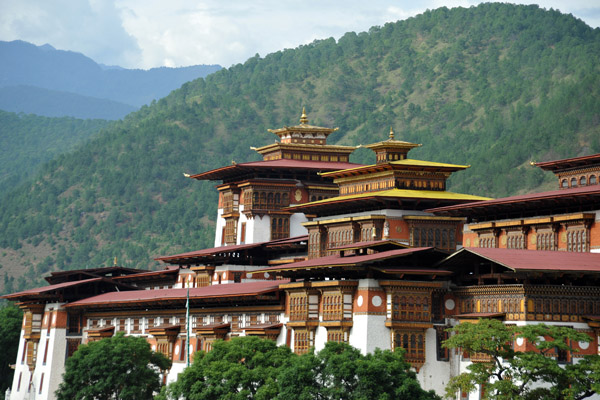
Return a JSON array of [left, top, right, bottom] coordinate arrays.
[[0, 85, 136, 120], [0, 40, 221, 117], [0, 4, 599, 293]]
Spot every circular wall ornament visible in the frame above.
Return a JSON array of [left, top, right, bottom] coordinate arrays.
[[264, 272, 270, 278], [501, 236, 507, 245], [561, 232, 567, 243], [445, 299, 456, 311], [579, 341, 590, 350], [357, 295, 364, 307], [531, 234, 537, 245], [247, 273, 253, 278], [516, 337, 524, 346], [371, 295, 382, 307], [465, 238, 471, 247], [294, 189, 302, 202]]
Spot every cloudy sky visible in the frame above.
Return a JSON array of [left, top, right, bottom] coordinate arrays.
[[1, 0, 599, 70]]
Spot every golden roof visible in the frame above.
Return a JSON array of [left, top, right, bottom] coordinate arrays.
[[364, 127, 421, 150], [289, 188, 491, 209], [320, 158, 470, 178]]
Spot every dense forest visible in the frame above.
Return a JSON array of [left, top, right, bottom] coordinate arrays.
[[1, 4, 599, 294], [0, 110, 111, 194]]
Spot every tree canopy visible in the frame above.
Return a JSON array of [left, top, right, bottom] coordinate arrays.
[[161, 336, 439, 400], [0, 304, 22, 400], [443, 319, 600, 400], [55, 332, 171, 400]]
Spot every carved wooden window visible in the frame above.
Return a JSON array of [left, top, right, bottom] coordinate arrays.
[[537, 231, 557, 251], [392, 294, 430, 322], [132, 318, 141, 333], [326, 329, 347, 343], [571, 178, 578, 187], [507, 233, 525, 249], [322, 293, 343, 321], [290, 293, 308, 321], [294, 329, 310, 354], [271, 216, 289, 240], [394, 330, 425, 363], [222, 192, 234, 214], [567, 228, 588, 252], [224, 219, 237, 245], [590, 175, 597, 185]]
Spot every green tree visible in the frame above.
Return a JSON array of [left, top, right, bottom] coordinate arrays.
[[56, 332, 171, 400], [278, 341, 440, 400], [163, 336, 292, 400], [0, 304, 22, 400], [443, 319, 600, 400]]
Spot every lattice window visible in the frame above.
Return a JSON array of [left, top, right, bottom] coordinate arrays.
[[507, 233, 526, 249], [394, 331, 425, 364], [294, 329, 310, 354], [224, 219, 237, 245], [567, 229, 588, 252], [290, 294, 308, 321], [271, 216, 290, 240], [392, 294, 430, 322], [537, 231, 557, 251], [326, 329, 347, 343], [322, 293, 343, 321]]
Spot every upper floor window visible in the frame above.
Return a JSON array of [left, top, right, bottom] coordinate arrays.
[[590, 175, 597, 185], [571, 178, 578, 187], [561, 179, 568, 188]]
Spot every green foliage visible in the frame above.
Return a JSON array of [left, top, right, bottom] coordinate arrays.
[[443, 319, 600, 400], [1, 4, 600, 290], [278, 341, 440, 400], [56, 332, 171, 400], [162, 337, 438, 400], [0, 110, 111, 194], [0, 304, 22, 400], [163, 336, 292, 400]]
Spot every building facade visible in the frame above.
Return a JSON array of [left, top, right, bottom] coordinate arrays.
[[5, 113, 600, 400]]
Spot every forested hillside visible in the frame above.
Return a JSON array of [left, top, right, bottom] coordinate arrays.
[[0, 110, 111, 195], [1, 4, 599, 293]]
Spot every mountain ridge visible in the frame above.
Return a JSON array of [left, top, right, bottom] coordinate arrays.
[[0, 39, 222, 115], [1, 3, 599, 294]]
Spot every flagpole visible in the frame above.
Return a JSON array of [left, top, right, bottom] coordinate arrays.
[[186, 287, 190, 368]]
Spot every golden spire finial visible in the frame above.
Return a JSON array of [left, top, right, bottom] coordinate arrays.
[[300, 107, 308, 124], [389, 126, 395, 140], [114, 256, 118, 266]]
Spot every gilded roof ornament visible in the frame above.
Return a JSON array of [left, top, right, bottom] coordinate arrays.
[[300, 107, 308, 125], [389, 126, 395, 140]]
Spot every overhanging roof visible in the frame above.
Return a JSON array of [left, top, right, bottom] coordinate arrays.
[[535, 153, 600, 172], [427, 185, 600, 219], [254, 247, 445, 274], [288, 188, 490, 215], [65, 280, 289, 310], [439, 247, 600, 273], [190, 159, 362, 181], [320, 158, 470, 179]]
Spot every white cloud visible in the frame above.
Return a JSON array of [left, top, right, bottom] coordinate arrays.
[[1, 0, 598, 69]]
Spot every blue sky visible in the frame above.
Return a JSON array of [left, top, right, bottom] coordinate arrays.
[[1, 0, 599, 69]]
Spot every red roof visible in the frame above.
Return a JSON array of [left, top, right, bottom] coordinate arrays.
[[155, 235, 308, 263], [330, 239, 408, 251], [535, 153, 600, 171], [2, 278, 103, 299], [65, 280, 288, 308], [427, 185, 600, 216], [190, 159, 362, 181], [255, 247, 437, 272], [443, 248, 600, 273]]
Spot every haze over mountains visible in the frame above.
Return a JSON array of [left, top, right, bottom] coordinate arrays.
[[0, 40, 221, 119], [0, 4, 599, 295]]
